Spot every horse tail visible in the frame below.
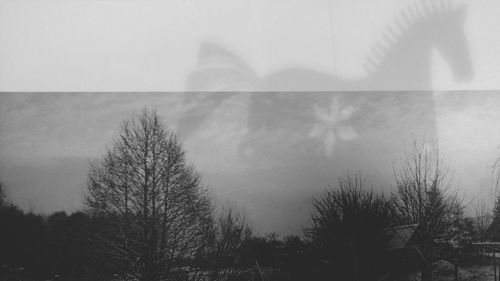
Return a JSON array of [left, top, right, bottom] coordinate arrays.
[[185, 42, 258, 91], [179, 43, 258, 139]]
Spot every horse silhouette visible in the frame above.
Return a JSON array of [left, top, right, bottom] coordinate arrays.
[[178, 0, 473, 163]]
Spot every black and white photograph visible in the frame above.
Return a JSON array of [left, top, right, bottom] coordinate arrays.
[[1, 0, 500, 281]]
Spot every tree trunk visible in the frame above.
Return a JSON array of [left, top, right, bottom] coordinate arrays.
[[421, 241, 433, 281], [422, 262, 432, 281], [142, 261, 160, 281]]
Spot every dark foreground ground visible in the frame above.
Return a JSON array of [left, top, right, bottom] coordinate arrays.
[[1, 260, 498, 281], [396, 260, 495, 281]]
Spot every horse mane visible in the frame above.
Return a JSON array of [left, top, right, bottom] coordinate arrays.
[[363, 0, 465, 73]]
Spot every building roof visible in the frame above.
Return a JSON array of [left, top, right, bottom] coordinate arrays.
[[472, 242, 500, 253], [385, 224, 419, 250]]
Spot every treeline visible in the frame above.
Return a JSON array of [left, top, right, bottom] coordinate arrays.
[[0, 110, 497, 281], [0, 176, 486, 281], [0, 200, 90, 280], [0, 194, 315, 281]]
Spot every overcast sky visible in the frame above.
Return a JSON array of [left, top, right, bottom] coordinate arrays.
[[1, 0, 500, 91], [1, 0, 500, 235], [1, 92, 500, 235]]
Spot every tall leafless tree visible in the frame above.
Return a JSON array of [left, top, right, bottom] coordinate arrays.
[[393, 143, 464, 281], [474, 201, 492, 240], [0, 183, 5, 207], [484, 156, 500, 241], [493, 156, 500, 199], [85, 109, 213, 281]]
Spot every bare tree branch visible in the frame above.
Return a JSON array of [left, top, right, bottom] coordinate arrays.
[[393, 142, 465, 281], [85, 109, 213, 281]]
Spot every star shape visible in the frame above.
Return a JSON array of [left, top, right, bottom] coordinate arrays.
[[309, 97, 358, 156]]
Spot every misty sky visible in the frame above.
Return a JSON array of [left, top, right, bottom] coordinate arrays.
[[1, 0, 500, 91], [1, 0, 500, 235], [1, 92, 500, 235]]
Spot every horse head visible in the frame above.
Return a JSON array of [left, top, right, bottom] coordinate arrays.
[[431, 3, 473, 82]]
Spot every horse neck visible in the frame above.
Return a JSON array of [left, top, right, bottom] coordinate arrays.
[[363, 23, 436, 91]]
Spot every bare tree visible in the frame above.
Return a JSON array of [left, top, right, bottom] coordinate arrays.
[[393, 143, 464, 281], [85, 109, 213, 281], [306, 173, 395, 281], [484, 156, 500, 241], [201, 207, 252, 281], [0, 183, 5, 207], [493, 156, 500, 199], [474, 201, 492, 240]]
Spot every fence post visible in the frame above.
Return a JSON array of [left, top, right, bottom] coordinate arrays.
[[255, 261, 265, 281], [494, 252, 497, 281], [454, 258, 458, 281]]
